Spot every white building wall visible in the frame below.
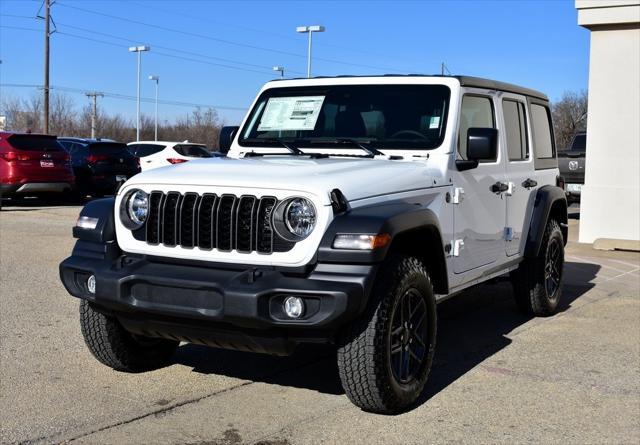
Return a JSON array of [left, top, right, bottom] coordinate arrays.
[[576, 1, 640, 245]]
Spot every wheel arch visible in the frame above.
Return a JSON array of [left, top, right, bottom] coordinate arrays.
[[388, 226, 449, 295], [524, 185, 568, 258], [317, 202, 449, 294]]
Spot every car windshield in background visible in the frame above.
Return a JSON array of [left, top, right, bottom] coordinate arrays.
[[571, 133, 586, 151], [239, 84, 451, 151], [8, 135, 64, 151]]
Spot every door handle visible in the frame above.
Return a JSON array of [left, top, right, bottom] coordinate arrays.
[[522, 178, 538, 189], [491, 182, 509, 193]]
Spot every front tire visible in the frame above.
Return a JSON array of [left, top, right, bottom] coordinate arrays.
[[337, 255, 437, 414], [512, 219, 564, 316], [79, 300, 178, 372]]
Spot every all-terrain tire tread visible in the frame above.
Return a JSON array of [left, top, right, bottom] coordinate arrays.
[[79, 300, 177, 372], [513, 219, 564, 317], [337, 255, 435, 414]]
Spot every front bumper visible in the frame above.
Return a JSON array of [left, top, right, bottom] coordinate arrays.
[[60, 241, 376, 355]]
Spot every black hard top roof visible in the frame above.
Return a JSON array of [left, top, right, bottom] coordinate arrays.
[[272, 74, 548, 101]]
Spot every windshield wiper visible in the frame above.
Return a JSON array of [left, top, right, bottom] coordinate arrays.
[[305, 138, 384, 158], [242, 138, 306, 156]]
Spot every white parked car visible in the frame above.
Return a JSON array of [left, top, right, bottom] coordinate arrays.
[[127, 141, 215, 171], [62, 75, 568, 414]]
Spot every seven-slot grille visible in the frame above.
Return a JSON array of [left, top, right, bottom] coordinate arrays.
[[143, 191, 294, 254]]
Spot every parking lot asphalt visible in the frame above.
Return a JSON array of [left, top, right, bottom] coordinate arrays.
[[1, 203, 638, 445]]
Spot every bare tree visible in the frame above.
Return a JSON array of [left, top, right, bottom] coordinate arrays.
[[552, 90, 588, 149], [1, 92, 222, 149]]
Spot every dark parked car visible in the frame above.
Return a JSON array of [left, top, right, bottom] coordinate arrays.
[[558, 131, 586, 204], [58, 138, 139, 197], [0, 132, 75, 204]]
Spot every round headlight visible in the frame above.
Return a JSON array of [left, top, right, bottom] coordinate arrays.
[[125, 189, 148, 228], [284, 197, 316, 240]]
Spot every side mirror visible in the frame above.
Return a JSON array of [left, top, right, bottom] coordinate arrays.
[[218, 126, 239, 154], [467, 127, 498, 161], [456, 127, 498, 171]]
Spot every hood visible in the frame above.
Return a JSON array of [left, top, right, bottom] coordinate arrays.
[[124, 156, 437, 204]]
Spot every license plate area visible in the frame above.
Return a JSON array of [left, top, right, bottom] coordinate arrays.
[[566, 183, 582, 193], [40, 160, 54, 168]]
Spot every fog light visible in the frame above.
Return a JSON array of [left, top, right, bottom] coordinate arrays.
[[283, 296, 304, 319], [87, 275, 96, 294]]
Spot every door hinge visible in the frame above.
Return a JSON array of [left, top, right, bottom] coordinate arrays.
[[506, 182, 514, 196], [449, 239, 464, 257], [451, 187, 464, 204], [504, 227, 514, 241]]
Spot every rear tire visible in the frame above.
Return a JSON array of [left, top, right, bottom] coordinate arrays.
[[512, 219, 564, 316], [79, 300, 178, 372], [337, 255, 437, 414]]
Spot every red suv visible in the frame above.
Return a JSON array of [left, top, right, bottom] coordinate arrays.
[[0, 132, 75, 201]]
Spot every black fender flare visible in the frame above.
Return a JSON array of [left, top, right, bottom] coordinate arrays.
[[72, 197, 117, 243], [317, 202, 444, 264], [524, 185, 568, 258]]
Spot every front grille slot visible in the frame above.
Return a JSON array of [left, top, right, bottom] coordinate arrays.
[[179, 193, 199, 248], [140, 191, 294, 254], [256, 197, 276, 254], [161, 192, 182, 246], [236, 196, 257, 253], [197, 194, 217, 249], [146, 191, 164, 244], [216, 195, 237, 251]]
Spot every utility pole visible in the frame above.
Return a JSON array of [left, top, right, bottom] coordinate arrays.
[[43, 0, 51, 134], [85, 92, 103, 138]]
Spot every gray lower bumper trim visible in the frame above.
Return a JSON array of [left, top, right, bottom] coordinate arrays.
[[16, 183, 72, 193]]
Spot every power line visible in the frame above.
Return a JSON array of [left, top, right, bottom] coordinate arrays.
[[128, 0, 424, 66], [53, 20, 306, 75], [0, 21, 298, 77], [0, 83, 248, 111], [54, 1, 406, 73]]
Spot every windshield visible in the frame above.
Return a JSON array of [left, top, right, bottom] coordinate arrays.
[[239, 84, 450, 151]]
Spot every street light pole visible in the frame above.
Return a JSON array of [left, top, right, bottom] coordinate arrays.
[[272, 66, 285, 79], [128, 45, 150, 141], [149, 75, 159, 141], [296, 25, 325, 78]]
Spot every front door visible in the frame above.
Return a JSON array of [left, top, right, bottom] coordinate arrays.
[[453, 92, 507, 274]]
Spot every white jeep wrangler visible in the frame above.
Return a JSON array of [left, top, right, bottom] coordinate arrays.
[[60, 75, 567, 414]]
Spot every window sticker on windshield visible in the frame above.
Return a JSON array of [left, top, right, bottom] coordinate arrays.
[[257, 96, 325, 131], [429, 116, 441, 129]]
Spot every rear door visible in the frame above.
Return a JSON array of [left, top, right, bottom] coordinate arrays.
[[500, 94, 537, 257], [5, 135, 70, 181]]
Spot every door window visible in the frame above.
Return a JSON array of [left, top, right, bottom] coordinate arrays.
[[458, 95, 495, 160], [502, 99, 529, 161], [530, 104, 554, 159]]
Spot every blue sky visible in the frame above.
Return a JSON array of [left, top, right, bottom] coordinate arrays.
[[0, 0, 589, 125]]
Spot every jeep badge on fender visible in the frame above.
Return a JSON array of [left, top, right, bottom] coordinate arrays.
[[60, 75, 567, 414]]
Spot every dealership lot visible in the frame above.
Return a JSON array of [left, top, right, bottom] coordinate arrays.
[[1, 203, 638, 445]]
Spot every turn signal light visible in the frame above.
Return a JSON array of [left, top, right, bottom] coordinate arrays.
[[333, 233, 391, 250]]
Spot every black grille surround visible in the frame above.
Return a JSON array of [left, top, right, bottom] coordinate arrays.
[[142, 191, 295, 254]]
